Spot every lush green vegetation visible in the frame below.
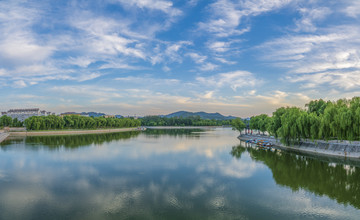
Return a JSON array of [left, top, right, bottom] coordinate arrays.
[[0, 115, 24, 127], [249, 97, 360, 145], [140, 115, 232, 126], [231, 118, 246, 134], [24, 115, 141, 131]]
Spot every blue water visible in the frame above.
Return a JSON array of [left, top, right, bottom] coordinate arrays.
[[0, 128, 359, 219]]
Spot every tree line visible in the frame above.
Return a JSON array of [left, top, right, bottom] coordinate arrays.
[[248, 97, 360, 145], [3, 114, 231, 130], [24, 115, 141, 131], [140, 115, 232, 126], [0, 115, 24, 127]]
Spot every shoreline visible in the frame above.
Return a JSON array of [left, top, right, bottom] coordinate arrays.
[[8, 127, 141, 137], [238, 134, 360, 159], [0, 132, 9, 144], [145, 126, 223, 129]]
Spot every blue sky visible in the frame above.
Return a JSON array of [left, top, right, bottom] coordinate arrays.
[[1, 0, 360, 117]]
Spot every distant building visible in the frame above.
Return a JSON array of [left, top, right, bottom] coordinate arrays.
[[1, 108, 53, 121], [104, 115, 115, 118]]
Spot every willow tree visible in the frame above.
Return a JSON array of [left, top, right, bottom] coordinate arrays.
[[268, 107, 286, 139], [249, 114, 269, 134], [309, 112, 320, 141], [350, 97, 360, 140], [277, 107, 303, 145], [306, 99, 327, 115], [231, 118, 246, 134], [258, 114, 270, 135], [296, 111, 311, 139]]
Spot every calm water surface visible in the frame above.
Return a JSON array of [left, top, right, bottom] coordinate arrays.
[[0, 128, 359, 220]]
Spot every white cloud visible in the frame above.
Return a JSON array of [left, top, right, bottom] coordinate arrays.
[[343, 1, 360, 18], [187, 0, 199, 7], [116, 0, 182, 17], [0, 37, 54, 66], [199, 0, 293, 37], [208, 41, 231, 53], [214, 57, 236, 65], [258, 24, 360, 91], [199, 63, 218, 71], [186, 52, 207, 63], [72, 17, 146, 59], [12, 80, 27, 88], [115, 76, 180, 86], [248, 90, 256, 95], [151, 41, 192, 64], [294, 7, 332, 32], [198, 91, 215, 99], [197, 70, 260, 91], [287, 70, 360, 90], [0, 1, 54, 67], [77, 73, 102, 82], [0, 69, 7, 76]]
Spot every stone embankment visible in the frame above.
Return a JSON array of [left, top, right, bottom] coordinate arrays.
[[0, 131, 9, 144], [239, 134, 360, 159]]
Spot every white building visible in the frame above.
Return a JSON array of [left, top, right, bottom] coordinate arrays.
[[1, 108, 53, 121]]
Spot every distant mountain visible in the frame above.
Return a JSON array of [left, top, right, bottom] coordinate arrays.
[[164, 111, 236, 120], [82, 112, 105, 117]]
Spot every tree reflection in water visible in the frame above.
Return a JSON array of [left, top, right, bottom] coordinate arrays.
[[231, 142, 360, 209], [1, 129, 205, 150], [144, 128, 203, 139], [1, 131, 141, 150]]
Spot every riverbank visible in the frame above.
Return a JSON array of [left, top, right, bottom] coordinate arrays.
[[8, 127, 142, 137], [145, 126, 221, 129], [0, 132, 9, 144], [238, 134, 360, 159]]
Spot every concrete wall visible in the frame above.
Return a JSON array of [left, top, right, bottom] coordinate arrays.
[[239, 134, 360, 159]]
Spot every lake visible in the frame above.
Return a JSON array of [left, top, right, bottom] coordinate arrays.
[[0, 128, 359, 220]]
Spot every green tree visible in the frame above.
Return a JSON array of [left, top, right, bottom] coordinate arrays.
[[0, 115, 13, 127], [231, 118, 246, 134]]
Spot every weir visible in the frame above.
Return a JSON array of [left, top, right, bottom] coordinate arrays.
[[0, 132, 9, 144]]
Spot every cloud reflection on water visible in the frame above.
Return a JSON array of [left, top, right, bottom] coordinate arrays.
[[0, 128, 359, 219]]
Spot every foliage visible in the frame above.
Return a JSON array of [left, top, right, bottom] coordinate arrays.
[[24, 115, 141, 131], [140, 115, 231, 126], [231, 118, 246, 134], [249, 114, 270, 134], [0, 115, 24, 127], [248, 97, 360, 145]]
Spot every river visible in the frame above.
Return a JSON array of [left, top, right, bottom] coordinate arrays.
[[0, 128, 359, 219]]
